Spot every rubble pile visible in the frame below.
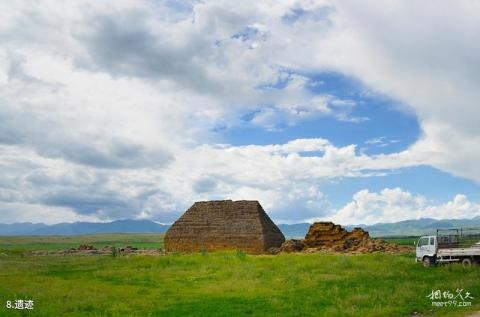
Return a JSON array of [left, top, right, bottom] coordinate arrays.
[[26, 245, 164, 256], [78, 244, 96, 251], [277, 222, 412, 254]]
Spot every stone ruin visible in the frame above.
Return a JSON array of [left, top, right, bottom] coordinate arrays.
[[277, 222, 411, 254], [26, 245, 163, 256], [164, 200, 285, 254]]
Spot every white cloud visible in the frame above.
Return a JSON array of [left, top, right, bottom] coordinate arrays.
[[364, 136, 401, 149], [0, 202, 99, 224], [0, 1, 480, 224], [0, 138, 423, 223], [307, 1, 480, 182], [324, 188, 480, 225]]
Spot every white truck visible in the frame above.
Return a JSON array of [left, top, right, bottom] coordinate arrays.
[[416, 228, 480, 267]]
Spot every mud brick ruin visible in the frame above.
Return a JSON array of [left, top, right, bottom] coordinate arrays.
[[164, 200, 285, 254], [304, 222, 370, 249], [278, 221, 411, 254]]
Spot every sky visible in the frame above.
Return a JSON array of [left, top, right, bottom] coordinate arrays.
[[0, 0, 480, 225]]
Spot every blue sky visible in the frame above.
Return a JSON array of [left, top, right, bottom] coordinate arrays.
[[0, 1, 479, 225], [221, 71, 480, 210], [223, 71, 420, 153]]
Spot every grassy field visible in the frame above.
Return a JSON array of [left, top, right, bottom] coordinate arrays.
[[0, 235, 479, 317], [382, 236, 419, 246], [0, 234, 164, 252]]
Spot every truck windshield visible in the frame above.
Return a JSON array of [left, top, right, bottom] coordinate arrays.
[[418, 237, 428, 247]]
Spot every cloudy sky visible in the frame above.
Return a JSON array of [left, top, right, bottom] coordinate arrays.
[[1, 0, 480, 225]]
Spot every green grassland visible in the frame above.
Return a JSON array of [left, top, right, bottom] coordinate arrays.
[[0, 234, 164, 252], [382, 236, 419, 246], [0, 235, 479, 317]]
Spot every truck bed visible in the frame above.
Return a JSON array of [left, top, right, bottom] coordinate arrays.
[[438, 247, 480, 257]]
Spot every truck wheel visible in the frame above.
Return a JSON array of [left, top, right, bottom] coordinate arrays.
[[462, 258, 472, 268], [422, 256, 432, 267]]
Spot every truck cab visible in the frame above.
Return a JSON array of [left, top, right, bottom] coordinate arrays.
[[416, 235, 437, 266]]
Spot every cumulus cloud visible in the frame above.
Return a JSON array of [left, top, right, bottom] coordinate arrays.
[[0, 202, 99, 224], [312, 1, 480, 181], [0, 138, 422, 224], [0, 0, 480, 224], [324, 188, 480, 225]]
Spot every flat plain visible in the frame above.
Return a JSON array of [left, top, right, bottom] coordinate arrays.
[[0, 234, 479, 317]]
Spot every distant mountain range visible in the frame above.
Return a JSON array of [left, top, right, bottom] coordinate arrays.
[[0, 219, 169, 236], [0, 217, 479, 237]]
